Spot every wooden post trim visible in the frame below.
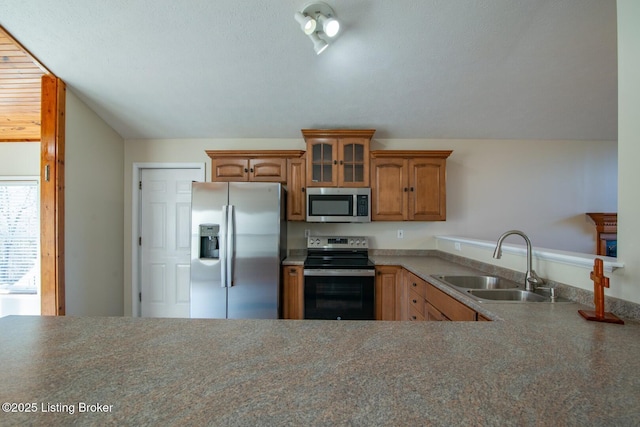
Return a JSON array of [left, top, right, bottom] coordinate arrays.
[[40, 75, 65, 316]]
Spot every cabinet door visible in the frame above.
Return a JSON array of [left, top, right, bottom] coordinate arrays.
[[408, 158, 447, 220], [370, 158, 408, 221], [286, 156, 306, 221], [212, 158, 249, 181], [249, 158, 287, 182], [425, 302, 449, 321], [426, 282, 476, 321], [338, 138, 369, 187], [282, 266, 304, 319], [375, 266, 401, 320], [306, 139, 338, 187]]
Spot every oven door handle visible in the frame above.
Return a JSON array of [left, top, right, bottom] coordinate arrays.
[[303, 269, 375, 277]]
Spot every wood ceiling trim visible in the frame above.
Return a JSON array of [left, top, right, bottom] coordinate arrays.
[[0, 25, 54, 142]]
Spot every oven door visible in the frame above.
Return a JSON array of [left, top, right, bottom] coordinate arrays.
[[303, 269, 375, 320]]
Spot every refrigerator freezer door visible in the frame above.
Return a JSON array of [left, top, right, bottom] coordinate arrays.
[[227, 182, 283, 319], [190, 182, 229, 318]]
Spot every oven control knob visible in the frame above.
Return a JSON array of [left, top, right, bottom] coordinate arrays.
[[350, 239, 354, 245], [315, 238, 320, 245], [355, 239, 360, 246]]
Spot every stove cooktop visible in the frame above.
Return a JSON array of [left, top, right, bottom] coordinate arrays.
[[304, 236, 373, 269]]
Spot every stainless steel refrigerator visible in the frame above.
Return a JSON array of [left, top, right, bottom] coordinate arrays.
[[190, 182, 286, 319]]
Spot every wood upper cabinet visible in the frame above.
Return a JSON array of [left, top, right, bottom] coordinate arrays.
[[205, 150, 305, 221], [375, 265, 402, 320], [282, 265, 304, 319], [302, 129, 374, 187], [206, 150, 304, 183], [370, 150, 452, 221], [287, 154, 306, 221]]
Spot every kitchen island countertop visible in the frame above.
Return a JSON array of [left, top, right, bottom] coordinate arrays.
[[2, 255, 639, 426]]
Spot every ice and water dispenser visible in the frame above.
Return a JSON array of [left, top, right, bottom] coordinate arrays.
[[199, 224, 219, 259]]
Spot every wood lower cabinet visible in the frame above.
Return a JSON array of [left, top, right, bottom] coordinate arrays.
[[282, 265, 304, 319], [375, 265, 402, 320], [425, 282, 477, 321], [402, 268, 479, 321], [370, 151, 452, 221]]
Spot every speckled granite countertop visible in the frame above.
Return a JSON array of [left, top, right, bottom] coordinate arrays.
[[1, 255, 639, 426]]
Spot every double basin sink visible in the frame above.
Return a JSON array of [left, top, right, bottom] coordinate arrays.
[[432, 275, 564, 303]]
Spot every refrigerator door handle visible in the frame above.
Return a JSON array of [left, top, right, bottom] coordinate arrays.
[[227, 205, 235, 287], [220, 205, 229, 288]]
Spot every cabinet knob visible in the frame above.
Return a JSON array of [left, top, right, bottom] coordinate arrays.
[[412, 299, 417, 304], [250, 168, 254, 173], [340, 160, 343, 165], [302, 187, 305, 192], [410, 187, 414, 192], [244, 168, 249, 173], [334, 160, 338, 165], [404, 187, 408, 192], [411, 316, 417, 320], [412, 283, 417, 287]]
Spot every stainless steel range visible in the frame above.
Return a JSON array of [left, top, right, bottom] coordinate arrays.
[[303, 236, 375, 320]]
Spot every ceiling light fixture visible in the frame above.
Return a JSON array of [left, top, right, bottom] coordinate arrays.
[[294, 2, 340, 55]]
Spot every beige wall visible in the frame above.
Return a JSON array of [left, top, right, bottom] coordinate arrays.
[[65, 90, 125, 316], [0, 142, 39, 174], [614, 0, 640, 304]]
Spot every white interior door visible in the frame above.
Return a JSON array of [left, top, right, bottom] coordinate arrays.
[[140, 168, 202, 318]]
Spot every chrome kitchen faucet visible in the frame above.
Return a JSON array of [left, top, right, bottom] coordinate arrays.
[[493, 230, 544, 292]]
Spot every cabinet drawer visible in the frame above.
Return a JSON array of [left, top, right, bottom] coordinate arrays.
[[426, 283, 477, 321], [406, 272, 426, 299], [408, 289, 425, 316], [408, 305, 425, 321]]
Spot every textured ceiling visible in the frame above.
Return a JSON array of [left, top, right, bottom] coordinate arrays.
[[0, 0, 617, 140]]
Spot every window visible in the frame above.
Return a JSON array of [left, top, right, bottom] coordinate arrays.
[[0, 179, 39, 294]]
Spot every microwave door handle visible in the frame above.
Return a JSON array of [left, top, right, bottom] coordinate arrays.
[[226, 205, 235, 287], [220, 205, 228, 288]]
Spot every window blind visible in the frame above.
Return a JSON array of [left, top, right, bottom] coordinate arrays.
[[0, 180, 39, 294]]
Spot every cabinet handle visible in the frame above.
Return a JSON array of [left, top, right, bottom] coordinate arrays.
[[340, 160, 343, 165], [289, 268, 297, 274], [302, 187, 305, 192], [410, 187, 414, 192], [250, 168, 254, 173], [404, 187, 408, 192], [334, 160, 338, 165]]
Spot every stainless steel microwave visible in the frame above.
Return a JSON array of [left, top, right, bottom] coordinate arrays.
[[306, 187, 371, 223]]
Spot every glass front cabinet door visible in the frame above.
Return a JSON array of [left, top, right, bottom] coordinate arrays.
[[302, 129, 374, 188]]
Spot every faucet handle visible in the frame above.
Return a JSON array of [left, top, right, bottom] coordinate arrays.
[[535, 285, 557, 301]]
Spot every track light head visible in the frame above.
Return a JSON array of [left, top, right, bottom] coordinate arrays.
[[294, 11, 316, 35], [318, 14, 339, 37], [308, 32, 329, 55]]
